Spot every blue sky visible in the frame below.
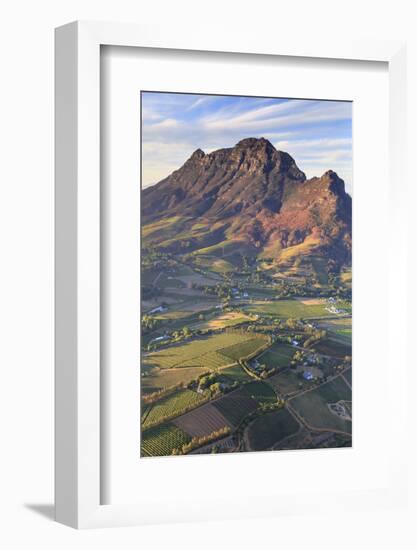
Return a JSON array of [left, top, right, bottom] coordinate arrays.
[[141, 92, 352, 194]]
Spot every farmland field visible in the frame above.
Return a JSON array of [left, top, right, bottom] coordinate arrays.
[[220, 336, 269, 361], [141, 389, 205, 428], [267, 369, 304, 396], [174, 272, 222, 287], [290, 376, 352, 432], [212, 388, 259, 426], [141, 267, 162, 286], [313, 338, 351, 359], [193, 255, 235, 274], [334, 328, 352, 338], [247, 408, 300, 451], [143, 332, 253, 370], [221, 364, 252, 383], [343, 368, 352, 386], [141, 366, 205, 395], [315, 376, 351, 402], [162, 300, 218, 314], [192, 311, 252, 330], [173, 402, 231, 437], [141, 423, 190, 457], [154, 309, 194, 320], [317, 317, 351, 326], [259, 343, 295, 368], [317, 318, 352, 342], [176, 351, 234, 370], [172, 382, 277, 442], [157, 273, 186, 289], [142, 293, 185, 312], [241, 381, 277, 405], [244, 299, 333, 319]]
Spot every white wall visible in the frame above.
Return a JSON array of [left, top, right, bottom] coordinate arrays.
[[0, 0, 415, 547]]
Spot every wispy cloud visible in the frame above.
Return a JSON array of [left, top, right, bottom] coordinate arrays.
[[187, 96, 211, 110], [202, 101, 351, 133], [141, 92, 352, 193]]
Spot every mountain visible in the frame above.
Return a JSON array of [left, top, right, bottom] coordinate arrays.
[[142, 137, 351, 273]]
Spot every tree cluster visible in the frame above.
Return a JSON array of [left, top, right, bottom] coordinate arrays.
[[171, 426, 231, 455]]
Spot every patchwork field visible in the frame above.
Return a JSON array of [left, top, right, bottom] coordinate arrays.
[[247, 408, 300, 451], [170, 381, 277, 442], [141, 389, 205, 428], [143, 332, 255, 371], [141, 423, 190, 457]]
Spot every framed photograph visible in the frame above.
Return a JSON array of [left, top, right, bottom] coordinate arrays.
[[55, 21, 408, 528], [138, 90, 353, 458]]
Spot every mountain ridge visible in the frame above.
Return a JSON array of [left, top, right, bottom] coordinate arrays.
[[142, 138, 351, 272]]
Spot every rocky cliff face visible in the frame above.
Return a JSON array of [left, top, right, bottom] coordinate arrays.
[[142, 138, 306, 219], [142, 138, 351, 269]]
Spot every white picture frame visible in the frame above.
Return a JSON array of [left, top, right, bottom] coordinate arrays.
[[55, 20, 407, 529]]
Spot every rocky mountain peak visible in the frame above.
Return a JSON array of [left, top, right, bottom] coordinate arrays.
[[188, 148, 205, 162], [142, 138, 351, 268], [236, 136, 273, 150], [321, 169, 347, 196]]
